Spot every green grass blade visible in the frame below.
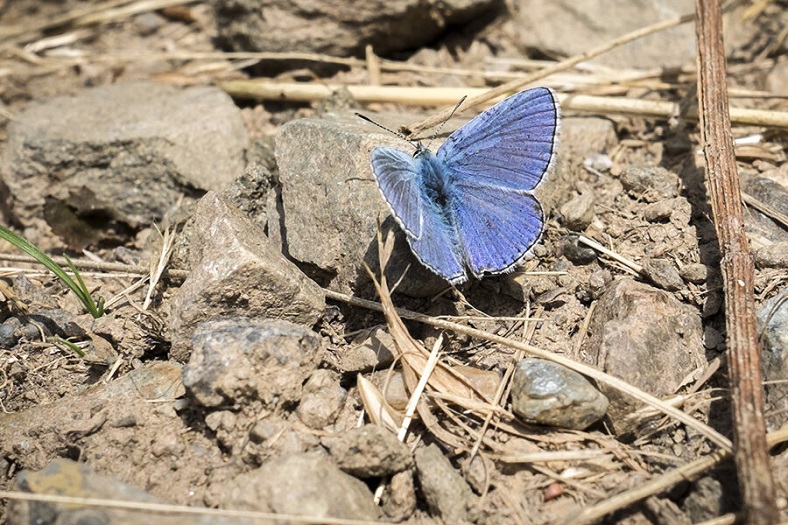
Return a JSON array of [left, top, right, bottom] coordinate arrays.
[[0, 225, 104, 318]]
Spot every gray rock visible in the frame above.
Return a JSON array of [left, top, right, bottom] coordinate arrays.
[[182, 318, 322, 408], [414, 444, 476, 524], [620, 166, 680, 202], [756, 292, 788, 431], [742, 174, 788, 245], [212, 0, 497, 57], [682, 476, 728, 522], [1, 82, 247, 248], [275, 111, 446, 296], [221, 453, 379, 520], [324, 424, 413, 477], [559, 190, 595, 231], [296, 369, 348, 429], [510, 358, 608, 430], [382, 470, 417, 521], [340, 327, 397, 373], [643, 199, 676, 222], [509, 0, 749, 69], [642, 258, 684, 291], [580, 278, 705, 435], [561, 234, 598, 265], [169, 192, 326, 361], [679, 262, 709, 284], [755, 241, 788, 268]]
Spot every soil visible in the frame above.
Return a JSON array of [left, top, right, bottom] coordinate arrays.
[[0, 1, 786, 524]]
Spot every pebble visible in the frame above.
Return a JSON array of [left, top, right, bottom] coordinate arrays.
[[510, 358, 608, 430]]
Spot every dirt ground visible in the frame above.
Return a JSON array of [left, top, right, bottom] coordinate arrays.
[[0, 1, 786, 524]]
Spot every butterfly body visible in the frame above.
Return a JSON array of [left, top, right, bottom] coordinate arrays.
[[370, 88, 560, 285]]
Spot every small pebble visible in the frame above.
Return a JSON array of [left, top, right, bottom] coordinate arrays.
[[583, 153, 613, 173], [755, 242, 788, 269], [680, 263, 709, 284], [642, 200, 675, 222], [642, 258, 683, 291], [510, 358, 608, 430], [561, 235, 597, 265], [559, 192, 595, 231]]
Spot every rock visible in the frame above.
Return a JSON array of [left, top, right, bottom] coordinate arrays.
[[509, 0, 749, 69], [169, 192, 326, 361], [561, 234, 598, 265], [296, 369, 348, 429], [580, 278, 705, 435], [212, 0, 498, 57], [414, 444, 477, 524], [583, 153, 613, 173], [510, 358, 608, 430], [642, 258, 684, 291], [9, 459, 217, 525], [679, 263, 709, 284], [182, 318, 322, 409], [222, 453, 379, 521], [620, 166, 680, 202], [275, 111, 446, 296], [382, 470, 417, 521], [559, 191, 595, 231], [324, 424, 413, 477], [756, 292, 788, 431], [682, 476, 727, 522], [340, 327, 397, 373], [741, 174, 788, 245], [1, 82, 247, 248], [643, 199, 676, 222], [755, 241, 788, 268]]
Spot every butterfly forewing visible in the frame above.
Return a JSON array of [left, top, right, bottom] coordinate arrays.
[[437, 87, 559, 192], [371, 147, 425, 239]]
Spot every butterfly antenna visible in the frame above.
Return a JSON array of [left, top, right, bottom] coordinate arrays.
[[425, 96, 467, 151], [355, 113, 418, 149]]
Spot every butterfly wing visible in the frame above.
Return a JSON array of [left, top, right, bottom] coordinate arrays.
[[371, 147, 425, 239], [451, 181, 544, 278], [437, 87, 559, 192], [371, 147, 466, 283]]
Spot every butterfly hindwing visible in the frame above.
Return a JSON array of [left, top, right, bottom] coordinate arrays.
[[371, 147, 424, 239], [437, 87, 559, 192], [451, 180, 544, 278], [408, 194, 466, 284]]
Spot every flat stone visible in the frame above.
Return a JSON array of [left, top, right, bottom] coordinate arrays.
[[182, 318, 322, 409], [169, 192, 326, 361], [221, 453, 379, 521], [212, 0, 498, 57], [324, 424, 413, 477], [1, 82, 247, 248]]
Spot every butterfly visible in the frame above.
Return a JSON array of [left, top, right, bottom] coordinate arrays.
[[368, 87, 560, 285]]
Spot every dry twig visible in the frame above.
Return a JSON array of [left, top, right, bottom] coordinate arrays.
[[694, 0, 777, 523]]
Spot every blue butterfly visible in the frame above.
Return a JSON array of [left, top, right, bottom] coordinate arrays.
[[367, 88, 560, 285]]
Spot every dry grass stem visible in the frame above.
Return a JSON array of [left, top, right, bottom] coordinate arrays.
[[325, 286, 732, 452], [219, 81, 788, 130]]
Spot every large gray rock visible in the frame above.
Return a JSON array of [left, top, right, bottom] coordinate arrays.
[[275, 111, 447, 296], [212, 0, 499, 58], [221, 454, 379, 521], [580, 278, 705, 434], [169, 192, 325, 361], [1, 82, 247, 248], [508, 0, 750, 69]]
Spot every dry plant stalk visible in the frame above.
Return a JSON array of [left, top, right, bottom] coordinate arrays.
[[694, 0, 777, 523]]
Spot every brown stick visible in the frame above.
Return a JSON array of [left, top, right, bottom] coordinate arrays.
[[694, 1, 777, 523]]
